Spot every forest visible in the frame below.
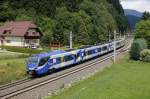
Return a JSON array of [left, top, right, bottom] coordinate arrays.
[[0, 0, 128, 46]]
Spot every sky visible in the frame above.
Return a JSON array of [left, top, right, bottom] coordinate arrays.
[[120, 0, 150, 12]]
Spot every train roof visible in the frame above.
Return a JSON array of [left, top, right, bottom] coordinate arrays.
[[65, 48, 77, 52], [33, 50, 66, 58], [79, 45, 92, 49]]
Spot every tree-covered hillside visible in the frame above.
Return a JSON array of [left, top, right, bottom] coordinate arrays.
[[126, 15, 141, 31], [0, 0, 128, 46]]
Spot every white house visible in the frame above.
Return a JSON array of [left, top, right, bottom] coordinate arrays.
[[0, 21, 43, 48]]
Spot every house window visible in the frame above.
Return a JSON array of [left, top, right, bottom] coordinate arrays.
[[32, 32, 36, 35], [3, 31, 7, 34], [6, 40, 11, 43], [26, 32, 29, 36], [26, 40, 30, 43], [32, 39, 37, 43]]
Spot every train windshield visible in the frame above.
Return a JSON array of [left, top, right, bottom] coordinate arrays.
[[38, 57, 49, 67], [28, 57, 39, 65]]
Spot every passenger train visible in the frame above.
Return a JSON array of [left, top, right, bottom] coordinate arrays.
[[26, 38, 125, 76]]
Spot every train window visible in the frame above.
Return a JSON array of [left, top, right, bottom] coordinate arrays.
[[117, 42, 120, 45], [102, 46, 107, 51], [28, 57, 38, 65], [65, 55, 73, 62], [56, 57, 61, 63], [97, 48, 101, 52], [87, 50, 91, 55], [87, 50, 95, 55], [53, 59, 56, 63], [82, 53, 84, 57], [38, 57, 49, 66], [95, 49, 98, 53], [52, 57, 61, 65]]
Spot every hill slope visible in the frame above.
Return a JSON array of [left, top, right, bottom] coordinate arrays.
[[0, 0, 128, 45], [126, 15, 141, 31], [124, 9, 142, 31]]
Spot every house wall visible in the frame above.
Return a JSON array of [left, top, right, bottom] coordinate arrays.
[[1, 36, 40, 47], [24, 39, 40, 47], [3, 37, 24, 46]]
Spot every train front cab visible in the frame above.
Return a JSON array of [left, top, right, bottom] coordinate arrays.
[[27, 56, 52, 76]]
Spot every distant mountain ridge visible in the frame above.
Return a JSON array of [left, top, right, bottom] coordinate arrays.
[[124, 9, 142, 17], [126, 15, 141, 31], [124, 9, 142, 31]]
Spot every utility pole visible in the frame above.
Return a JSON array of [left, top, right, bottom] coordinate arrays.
[[113, 30, 116, 63], [109, 30, 111, 42], [70, 31, 72, 49], [124, 31, 126, 40], [120, 31, 122, 39]]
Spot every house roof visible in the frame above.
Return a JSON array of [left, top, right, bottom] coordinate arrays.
[[0, 21, 42, 37]]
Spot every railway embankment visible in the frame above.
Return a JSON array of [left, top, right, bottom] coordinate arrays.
[[46, 53, 150, 99]]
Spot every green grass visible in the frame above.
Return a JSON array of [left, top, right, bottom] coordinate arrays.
[[0, 52, 27, 85], [0, 51, 28, 60], [46, 54, 150, 99]]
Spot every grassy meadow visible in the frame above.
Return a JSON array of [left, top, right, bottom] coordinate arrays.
[[0, 51, 28, 85], [47, 54, 150, 99]]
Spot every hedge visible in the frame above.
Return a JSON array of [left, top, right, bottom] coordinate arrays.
[[0, 46, 48, 54], [140, 49, 150, 62], [130, 38, 147, 60]]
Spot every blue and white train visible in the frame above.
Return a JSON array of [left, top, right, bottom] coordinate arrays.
[[26, 39, 125, 76]]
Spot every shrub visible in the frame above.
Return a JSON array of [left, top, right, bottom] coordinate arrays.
[[0, 46, 47, 54], [135, 20, 150, 48], [140, 49, 150, 62], [130, 38, 147, 60]]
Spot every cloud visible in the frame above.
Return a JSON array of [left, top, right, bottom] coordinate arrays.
[[121, 0, 150, 12]]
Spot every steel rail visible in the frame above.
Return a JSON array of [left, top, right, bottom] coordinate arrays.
[[0, 78, 31, 91]]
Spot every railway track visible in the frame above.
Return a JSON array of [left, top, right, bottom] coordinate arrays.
[[0, 78, 31, 91], [0, 39, 131, 99]]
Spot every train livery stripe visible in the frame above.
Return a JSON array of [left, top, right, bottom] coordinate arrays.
[[71, 51, 77, 54], [61, 54, 65, 67], [77, 57, 81, 61]]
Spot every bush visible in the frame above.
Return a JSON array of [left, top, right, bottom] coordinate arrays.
[[130, 38, 147, 60], [140, 49, 150, 62], [135, 20, 150, 48], [0, 46, 47, 54]]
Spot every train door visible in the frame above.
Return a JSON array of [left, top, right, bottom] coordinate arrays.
[[76, 52, 82, 63], [83, 50, 88, 60]]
